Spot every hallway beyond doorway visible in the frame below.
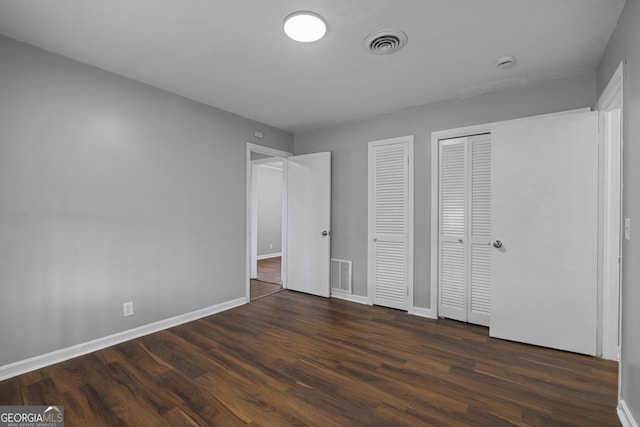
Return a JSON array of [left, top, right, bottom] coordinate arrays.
[[255, 256, 281, 284], [250, 257, 282, 301]]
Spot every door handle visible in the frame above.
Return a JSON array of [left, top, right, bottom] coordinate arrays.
[[321, 230, 330, 237], [492, 240, 503, 249]]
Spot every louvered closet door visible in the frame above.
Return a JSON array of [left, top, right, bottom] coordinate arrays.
[[369, 137, 413, 310], [438, 138, 467, 321], [438, 134, 491, 326], [468, 134, 491, 326]]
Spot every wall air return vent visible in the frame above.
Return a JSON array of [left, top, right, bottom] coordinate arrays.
[[330, 259, 352, 293], [363, 29, 408, 55]]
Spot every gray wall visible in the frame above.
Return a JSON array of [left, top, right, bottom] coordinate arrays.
[[256, 165, 283, 256], [597, 0, 640, 419], [294, 72, 596, 308], [0, 35, 293, 366]]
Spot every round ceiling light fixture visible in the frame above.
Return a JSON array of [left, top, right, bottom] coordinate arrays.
[[283, 11, 327, 43]]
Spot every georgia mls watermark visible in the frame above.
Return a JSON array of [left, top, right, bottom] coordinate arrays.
[[0, 406, 64, 427]]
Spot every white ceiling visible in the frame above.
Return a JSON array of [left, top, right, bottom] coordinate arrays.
[[0, 0, 626, 133]]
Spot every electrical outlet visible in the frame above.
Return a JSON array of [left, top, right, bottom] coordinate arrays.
[[123, 301, 134, 317], [269, 243, 273, 249]]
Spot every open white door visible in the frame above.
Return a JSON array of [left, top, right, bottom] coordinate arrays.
[[490, 111, 598, 355], [286, 152, 331, 297]]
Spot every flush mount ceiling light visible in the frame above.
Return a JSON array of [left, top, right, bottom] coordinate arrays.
[[283, 11, 327, 42]]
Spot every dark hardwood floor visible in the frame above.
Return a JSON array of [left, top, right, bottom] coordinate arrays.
[[250, 279, 282, 301], [251, 256, 282, 300], [255, 256, 281, 284], [0, 291, 619, 426]]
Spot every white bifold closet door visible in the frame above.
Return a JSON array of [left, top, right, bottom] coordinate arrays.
[[368, 136, 413, 311], [438, 134, 491, 326]]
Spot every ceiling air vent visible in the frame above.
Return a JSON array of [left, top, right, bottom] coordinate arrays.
[[363, 29, 408, 55]]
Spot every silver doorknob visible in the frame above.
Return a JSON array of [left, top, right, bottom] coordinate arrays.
[[492, 240, 503, 249], [322, 230, 330, 237]]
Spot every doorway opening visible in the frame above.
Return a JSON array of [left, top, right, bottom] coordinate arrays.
[[246, 143, 291, 302], [245, 144, 333, 302], [251, 158, 283, 300]]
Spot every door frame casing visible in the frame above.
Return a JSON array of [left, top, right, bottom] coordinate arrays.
[[367, 135, 415, 312], [595, 60, 623, 364], [246, 143, 291, 302]]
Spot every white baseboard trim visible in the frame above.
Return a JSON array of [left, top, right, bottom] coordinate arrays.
[[412, 307, 437, 319], [257, 252, 282, 260], [619, 399, 639, 427], [0, 297, 246, 381], [331, 290, 369, 305]]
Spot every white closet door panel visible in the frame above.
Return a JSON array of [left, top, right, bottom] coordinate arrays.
[[370, 139, 411, 310], [469, 134, 491, 326], [469, 243, 491, 326], [373, 240, 407, 309], [440, 140, 466, 237], [438, 138, 467, 321], [439, 240, 466, 320], [374, 147, 408, 236], [470, 135, 491, 240]]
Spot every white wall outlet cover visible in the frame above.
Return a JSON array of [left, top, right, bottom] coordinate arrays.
[[123, 301, 134, 317], [624, 218, 631, 240]]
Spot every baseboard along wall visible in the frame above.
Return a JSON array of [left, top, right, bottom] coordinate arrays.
[[0, 297, 246, 381], [330, 290, 369, 305], [257, 252, 282, 260], [619, 400, 639, 427]]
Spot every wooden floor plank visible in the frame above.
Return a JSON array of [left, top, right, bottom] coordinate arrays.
[[250, 279, 282, 301], [0, 290, 620, 426], [254, 257, 282, 284]]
